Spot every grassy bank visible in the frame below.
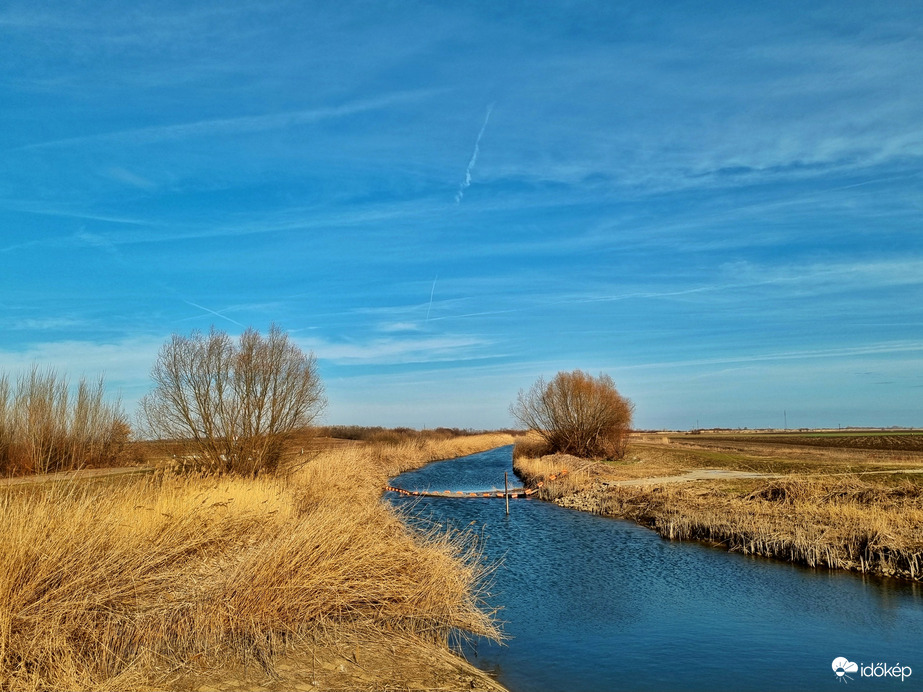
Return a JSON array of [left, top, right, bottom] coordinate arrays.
[[0, 433, 513, 692], [513, 432, 923, 582]]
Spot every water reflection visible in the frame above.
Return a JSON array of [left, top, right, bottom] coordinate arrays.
[[390, 446, 923, 692]]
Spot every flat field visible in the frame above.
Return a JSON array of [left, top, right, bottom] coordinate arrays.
[[680, 430, 923, 452], [626, 429, 923, 477]]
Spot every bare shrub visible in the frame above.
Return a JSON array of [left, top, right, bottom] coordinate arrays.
[[510, 370, 634, 460], [139, 325, 325, 476], [0, 368, 130, 476]]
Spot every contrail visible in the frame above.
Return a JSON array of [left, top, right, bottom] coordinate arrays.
[[425, 275, 438, 321], [12, 90, 437, 152], [455, 103, 494, 204], [183, 300, 245, 328]]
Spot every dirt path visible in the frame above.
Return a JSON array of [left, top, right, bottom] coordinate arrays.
[[170, 636, 507, 692], [610, 466, 923, 487], [0, 465, 155, 487], [611, 468, 780, 486]]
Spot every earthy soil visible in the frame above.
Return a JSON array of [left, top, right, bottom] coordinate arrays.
[[167, 635, 505, 692]]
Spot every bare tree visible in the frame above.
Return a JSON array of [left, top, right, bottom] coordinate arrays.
[[510, 370, 634, 459], [140, 325, 325, 475]]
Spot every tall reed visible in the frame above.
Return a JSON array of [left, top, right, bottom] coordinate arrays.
[[0, 436, 507, 691], [0, 368, 130, 477], [596, 477, 923, 581]]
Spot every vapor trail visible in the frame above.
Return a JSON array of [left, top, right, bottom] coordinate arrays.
[[425, 275, 438, 321], [455, 103, 494, 204], [183, 300, 245, 328]]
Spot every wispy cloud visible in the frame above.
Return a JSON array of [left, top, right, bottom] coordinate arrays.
[[378, 322, 423, 333], [299, 334, 492, 366], [455, 103, 494, 204], [12, 91, 434, 151], [9, 317, 86, 331], [103, 166, 157, 190], [0, 336, 163, 390], [622, 341, 923, 372], [0, 202, 151, 228]]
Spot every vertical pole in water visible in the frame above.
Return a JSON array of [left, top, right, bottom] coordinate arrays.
[[505, 472, 509, 516]]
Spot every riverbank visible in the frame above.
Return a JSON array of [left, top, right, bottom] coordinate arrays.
[[393, 443, 923, 691], [513, 432, 923, 582], [0, 433, 513, 692]]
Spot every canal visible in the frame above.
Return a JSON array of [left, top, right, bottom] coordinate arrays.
[[389, 445, 923, 691]]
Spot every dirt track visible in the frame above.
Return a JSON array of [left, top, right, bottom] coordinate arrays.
[[612, 466, 923, 487], [0, 465, 155, 487]]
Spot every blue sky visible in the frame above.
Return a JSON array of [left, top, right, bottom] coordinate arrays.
[[2, 1, 922, 430]]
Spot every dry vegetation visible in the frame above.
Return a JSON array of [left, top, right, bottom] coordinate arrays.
[[595, 477, 923, 580], [0, 369, 132, 477], [514, 431, 923, 582], [140, 326, 325, 476], [0, 432, 513, 692], [510, 370, 633, 459]]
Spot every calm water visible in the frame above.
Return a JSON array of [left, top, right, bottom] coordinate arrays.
[[389, 446, 923, 692]]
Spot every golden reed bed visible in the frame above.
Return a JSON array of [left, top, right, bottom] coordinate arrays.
[[0, 433, 513, 692]]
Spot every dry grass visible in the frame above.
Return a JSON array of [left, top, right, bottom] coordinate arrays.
[[512, 452, 602, 501], [0, 369, 132, 477], [514, 434, 923, 582], [368, 433, 515, 478], [0, 434, 512, 691], [596, 476, 923, 580]]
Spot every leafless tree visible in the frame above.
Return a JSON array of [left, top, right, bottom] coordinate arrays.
[[510, 370, 634, 459], [140, 325, 325, 475]]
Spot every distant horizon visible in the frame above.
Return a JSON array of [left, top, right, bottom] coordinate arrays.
[[2, 1, 922, 431]]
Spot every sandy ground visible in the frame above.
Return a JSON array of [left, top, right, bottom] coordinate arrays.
[[165, 636, 506, 692]]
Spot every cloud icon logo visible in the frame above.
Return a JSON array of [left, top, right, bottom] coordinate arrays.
[[833, 657, 859, 680]]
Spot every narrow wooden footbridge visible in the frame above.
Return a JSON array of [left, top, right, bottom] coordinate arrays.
[[385, 468, 569, 499], [385, 485, 537, 499]]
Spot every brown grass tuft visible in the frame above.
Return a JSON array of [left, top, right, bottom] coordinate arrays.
[[512, 450, 602, 501], [0, 434, 511, 691]]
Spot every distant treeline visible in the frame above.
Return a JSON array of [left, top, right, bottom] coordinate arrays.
[[319, 425, 524, 445]]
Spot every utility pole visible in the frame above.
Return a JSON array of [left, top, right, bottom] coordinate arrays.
[[504, 472, 509, 516]]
